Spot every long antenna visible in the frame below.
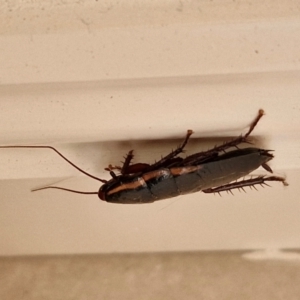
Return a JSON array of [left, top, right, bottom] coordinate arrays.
[[32, 186, 98, 195], [0, 145, 108, 183]]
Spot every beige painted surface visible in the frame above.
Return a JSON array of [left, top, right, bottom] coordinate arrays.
[[2, 251, 300, 300], [1, 0, 300, 256]]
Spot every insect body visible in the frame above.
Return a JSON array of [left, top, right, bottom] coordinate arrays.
[[100, 148, 277, 203], [0, 110, 287, 204]]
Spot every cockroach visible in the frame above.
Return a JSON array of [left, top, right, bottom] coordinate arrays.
[[0, 109, 287, 204]]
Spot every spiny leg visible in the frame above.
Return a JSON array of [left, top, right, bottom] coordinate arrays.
[[121, 150, 134, 174], [148, 129, 194, 170], [182, 109, 265, 165], [105, 150, 150, 176], [202, 175, 288, 194], [207, 109, 265, 152], [120, 150, 151, 175], [104, 150, 134, 174]]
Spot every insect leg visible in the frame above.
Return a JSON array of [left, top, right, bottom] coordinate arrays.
[[105, 150, 150, 175], [105, 164, 122, 172], [104, 149, 134, 174], [148, 129, 193, 170], [182, 109, 265, 165], [202, 175, 288, 194], [121, 150, 134, 174], [209, 109, 264, 152]]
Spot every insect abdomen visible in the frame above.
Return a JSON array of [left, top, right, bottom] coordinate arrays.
[[175, 148, 273, 192]]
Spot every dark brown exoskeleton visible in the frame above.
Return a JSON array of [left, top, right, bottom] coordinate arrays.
[[0, 109, 287, 203]]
